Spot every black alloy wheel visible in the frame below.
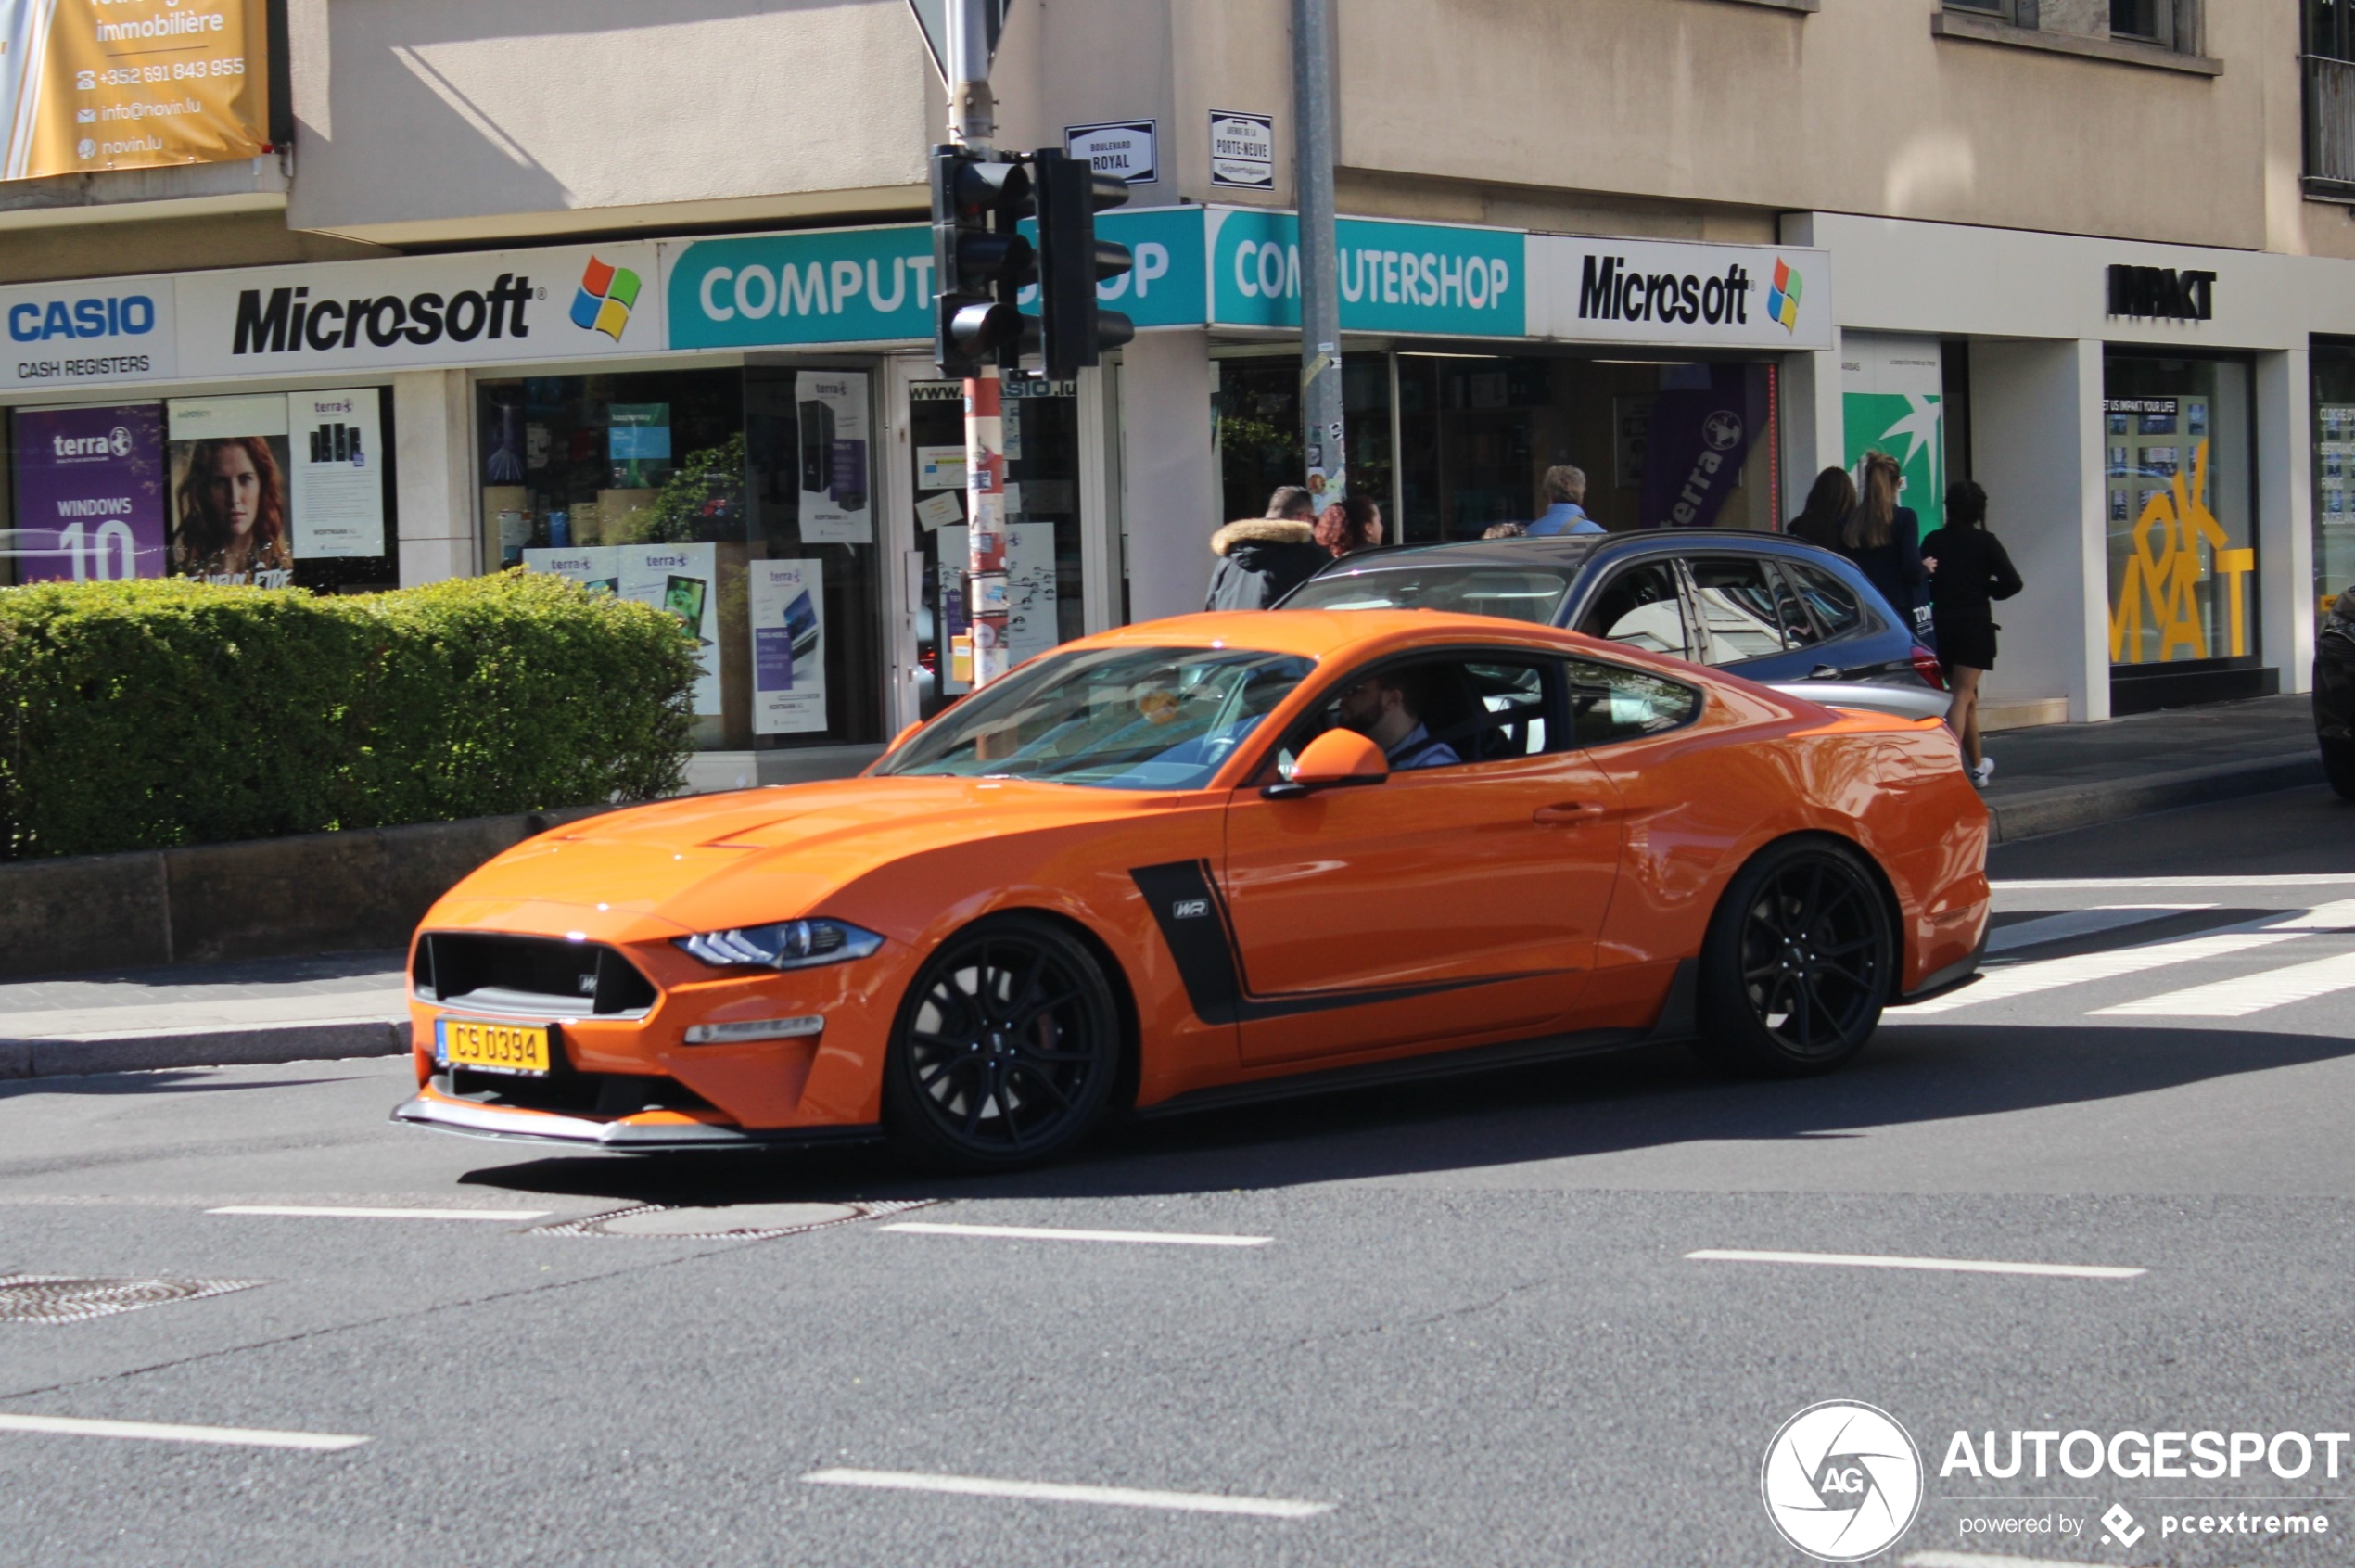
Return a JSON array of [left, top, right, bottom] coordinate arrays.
[[1695, 839, 1893, 1077], [884, 915, 1122, 1171]]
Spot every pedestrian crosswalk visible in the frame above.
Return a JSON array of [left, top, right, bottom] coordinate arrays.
[[1890, 898, 2355, 1025]]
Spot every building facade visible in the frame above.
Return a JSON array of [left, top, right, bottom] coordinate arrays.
[[3, 0, 2349, 782]]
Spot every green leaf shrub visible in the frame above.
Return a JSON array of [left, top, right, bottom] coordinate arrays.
[[0, 571, 694, 860]]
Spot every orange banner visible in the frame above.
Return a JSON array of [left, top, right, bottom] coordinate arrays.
[[2, 0, 268, 182]]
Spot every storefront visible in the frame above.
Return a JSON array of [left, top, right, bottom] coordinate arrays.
[[57, 204, 2355, 774]]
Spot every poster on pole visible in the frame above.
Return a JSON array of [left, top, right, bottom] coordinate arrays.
[[286, 389, 384, 559], [617, 542, 720, 716], [796, 372, 872, 542], [1, 0, 272, 182], [10, 402, 166, 581], [750, 557, 826, 734]]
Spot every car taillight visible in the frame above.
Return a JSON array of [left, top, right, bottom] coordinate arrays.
[[1911, 645, 1947, 692]]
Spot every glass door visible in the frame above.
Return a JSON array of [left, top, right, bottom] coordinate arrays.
[[897, 372, 1092, 721]]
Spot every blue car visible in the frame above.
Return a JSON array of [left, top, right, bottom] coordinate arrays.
[[1278, 529, 1948, 720]]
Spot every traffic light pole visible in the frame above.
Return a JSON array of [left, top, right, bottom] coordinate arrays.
[[946, 0, 1011, 690], [1294, 0, 1345, 508]]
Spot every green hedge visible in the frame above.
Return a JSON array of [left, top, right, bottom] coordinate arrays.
[[0, 571, 696, 860]]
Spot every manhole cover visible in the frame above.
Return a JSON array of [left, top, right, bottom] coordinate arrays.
[[536, 1198, 937, 1240], [0, 1275, 269, 1325]]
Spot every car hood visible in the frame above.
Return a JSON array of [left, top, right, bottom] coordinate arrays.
[[425, 775, 1186, 941]]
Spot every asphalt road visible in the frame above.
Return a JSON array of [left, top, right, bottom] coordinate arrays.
[[6, 785, 2355, 1567]]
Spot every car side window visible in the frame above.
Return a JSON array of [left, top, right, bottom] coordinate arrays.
[[1574, 562, 1693, 661], [1563, 657, 1702, 747], [1781, 559, 1868, 641], [1267, 653, 1559, 780], [1686, 555, 1801, 666], [1765, 563, 1825, 648]]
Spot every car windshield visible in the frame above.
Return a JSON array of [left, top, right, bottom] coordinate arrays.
[[1281, 552, 1595, 625], [877, 645, 1315, 790]]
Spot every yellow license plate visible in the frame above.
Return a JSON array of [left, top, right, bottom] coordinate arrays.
[[438, 1018, 552, 1077]]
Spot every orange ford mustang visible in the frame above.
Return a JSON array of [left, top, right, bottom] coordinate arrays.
[[394, 610, 1989, 1169]]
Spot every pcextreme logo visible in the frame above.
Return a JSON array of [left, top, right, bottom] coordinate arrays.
[[1767, 259, 1804, 333], [572, 256, 641, 342], [1762, 1401, 1925, 1562]]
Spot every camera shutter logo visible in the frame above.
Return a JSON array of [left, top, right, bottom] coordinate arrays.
[[1761, 1400, 1923, 1562]]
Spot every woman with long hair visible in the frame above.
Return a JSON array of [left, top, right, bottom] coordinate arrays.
[[1821, 451, 1925, 637], [1314, 492, 1384, 559], [1787, 466, 1855, 550], [173, 437, 291, 580], [1921, 478, 2024, 786]]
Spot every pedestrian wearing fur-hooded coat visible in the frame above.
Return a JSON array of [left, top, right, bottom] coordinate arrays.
[[1203, 516, 1327, 610]]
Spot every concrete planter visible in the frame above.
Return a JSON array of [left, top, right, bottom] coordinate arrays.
[[0, 805, 615, 980]]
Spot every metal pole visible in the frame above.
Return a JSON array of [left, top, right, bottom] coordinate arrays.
[[948, 0, 1010, 687], [1294, 0, 1344, 506]]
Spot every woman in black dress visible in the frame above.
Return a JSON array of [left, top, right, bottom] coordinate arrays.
[[1920, 479, 2024, 785]]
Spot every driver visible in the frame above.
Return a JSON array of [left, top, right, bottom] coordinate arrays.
[[1336, 668, 1460, 771]]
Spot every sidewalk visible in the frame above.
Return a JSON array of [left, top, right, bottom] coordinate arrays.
[[0, 950, 406, 1080], [1973, 694, 2319, 843], [0, 695, 2325, 1080]]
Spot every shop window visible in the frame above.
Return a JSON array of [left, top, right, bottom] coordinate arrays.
[[1398, 356, 1777, 544], [481, 367, 884, 752], [1213, 355, 1392, 533], [7, 390, 398, 593], [2313, 345, 2355, 628], [906, 375, 1090, 720], [2103, 353, 2259, 687]]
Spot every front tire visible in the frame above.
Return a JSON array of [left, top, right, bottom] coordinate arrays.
[[2323, 737, 2355, 802], [1694, 839, 1894, 1077], [883, 914, 1122, 1172]]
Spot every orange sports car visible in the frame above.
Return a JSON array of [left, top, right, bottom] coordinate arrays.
[[394, 610, 1989, 1169]]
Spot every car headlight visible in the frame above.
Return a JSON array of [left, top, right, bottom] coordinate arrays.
[[675, 919, 885, 971]]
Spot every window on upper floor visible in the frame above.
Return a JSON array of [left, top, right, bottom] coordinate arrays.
[[2315, 0, 2355, 63], [2109, 0, 2172, 46], [1942, 0, 2033, 22], [2308, 0, 2355, 198]]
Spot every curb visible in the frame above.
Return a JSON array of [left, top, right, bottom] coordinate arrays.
[[0, 1019, 409, 1081], [1985, 752, 2325, 844]]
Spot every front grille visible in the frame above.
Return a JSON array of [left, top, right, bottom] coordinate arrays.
[[414, 932, 657, 1019], [437, 1067, 716, 1118]]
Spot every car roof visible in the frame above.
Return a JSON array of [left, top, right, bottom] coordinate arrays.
[[1304, 529, 1837, 575], [1080, 608, 1594, 662]]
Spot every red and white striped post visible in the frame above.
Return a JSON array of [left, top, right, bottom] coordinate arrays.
[[963, 364, 1010, 688]]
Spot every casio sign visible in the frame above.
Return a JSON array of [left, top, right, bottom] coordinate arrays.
[[8, 294, 158, 342]]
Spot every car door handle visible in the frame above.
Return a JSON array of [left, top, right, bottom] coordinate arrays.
[[1808, 664, 1841, 680], [1534, 801, 1610, 825]]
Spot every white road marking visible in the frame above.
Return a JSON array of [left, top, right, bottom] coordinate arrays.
[[1983, 904, 2212, 955], [1687, 1249, 2145, 1280], [2093, 948, 2355, 1017], [800, 1467, 1331, 1518], [1897, 899, 2355, 1016], [0, 1412, 368, 1452], [1900, 930, 2305, 1015], [1993, 874, 2355, 890], [1904, 1554, 2115, 1568], [208, 1205, 550, 1221], [880, 1222, 1271, 1248]]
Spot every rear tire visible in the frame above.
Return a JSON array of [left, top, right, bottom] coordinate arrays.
[[883, 914, 1122, 1173], [2323, 737, 2355, 802], [1693, 838, 1893, 1077]]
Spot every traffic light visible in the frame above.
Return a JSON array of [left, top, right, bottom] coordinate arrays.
[[1033, 148, 1136, 379], [930, 144, 1037, 376]]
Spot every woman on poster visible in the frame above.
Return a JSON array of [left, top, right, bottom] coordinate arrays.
[[172, 438, 292, 582]]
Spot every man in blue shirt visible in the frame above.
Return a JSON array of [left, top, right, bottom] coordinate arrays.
[[1336, 669, 1461, 771], [1526, 465, 1606, 536]]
